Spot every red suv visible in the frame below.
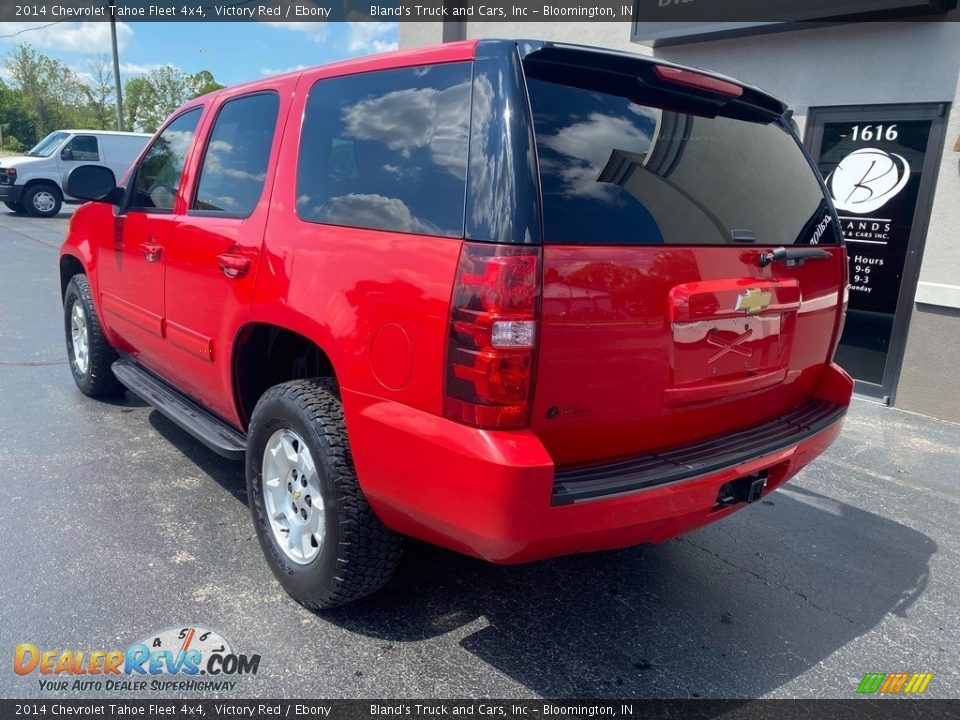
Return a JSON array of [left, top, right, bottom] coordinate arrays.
[[59, 40, 853, 609]]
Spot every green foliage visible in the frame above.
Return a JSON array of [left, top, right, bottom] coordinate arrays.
[[1, 43, 224, 140], [189, 70, 225, 98], [3, 135, 26, 152], [123, 66, 225, 133], [0, 79, 35, 151], [3, 44, 88, 138], [81, 54, 118, 132]]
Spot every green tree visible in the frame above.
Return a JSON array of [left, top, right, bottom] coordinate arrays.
[[81, 54, 117, 131], [188, 70, 224, 98], [123, 76, 155, 133], [4, 44, 87, 136], [122, 66, 224, 133], [0, 80, 36, 150]]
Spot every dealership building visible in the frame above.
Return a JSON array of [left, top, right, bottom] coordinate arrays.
[[401, 5, 960, 422]]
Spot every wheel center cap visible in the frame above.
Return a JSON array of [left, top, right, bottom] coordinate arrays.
[[292, 489, 302, 501]]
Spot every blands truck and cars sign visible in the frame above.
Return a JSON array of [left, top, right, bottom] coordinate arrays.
[[816, 120, 931, 315]]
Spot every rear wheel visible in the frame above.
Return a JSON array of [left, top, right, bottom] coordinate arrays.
[[63, 275, 123, 397], [24, 183, 62, 218], [4, 201, 26, 214], [246, 379, 402, 609]]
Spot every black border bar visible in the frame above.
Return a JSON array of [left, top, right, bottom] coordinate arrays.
[[2, 699, 960, 720], [0, 0, 957, 23]]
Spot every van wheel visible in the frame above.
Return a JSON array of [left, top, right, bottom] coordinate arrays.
[[63, 275, 123, 397], [24, 183, 62, 218], [247, 379, 402, 609], [4, 201, 26, 214]]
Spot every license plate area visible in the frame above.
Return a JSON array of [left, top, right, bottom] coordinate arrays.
[[672, 314, 785, 384], [665, 278, 801, 406]]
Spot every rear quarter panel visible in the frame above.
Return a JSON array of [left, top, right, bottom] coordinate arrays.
[[253, 45, 480, 416]]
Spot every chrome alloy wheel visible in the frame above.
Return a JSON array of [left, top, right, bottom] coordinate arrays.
[[32, 190, 57, 214], [70, 301, 89, 375], [262, 429, 325, 564]]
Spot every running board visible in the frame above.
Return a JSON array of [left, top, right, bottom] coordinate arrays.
[[111, 359, 246, 460]]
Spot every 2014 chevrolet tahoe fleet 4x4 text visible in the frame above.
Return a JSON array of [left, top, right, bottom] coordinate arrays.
[[58, 40, 853, 609]]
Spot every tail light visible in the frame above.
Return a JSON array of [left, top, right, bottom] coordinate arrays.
[[444, 242, 541, 429]]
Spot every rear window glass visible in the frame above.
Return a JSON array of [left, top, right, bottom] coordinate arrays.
[[296, 63, 471, 238], [526, 74, 838, 246]]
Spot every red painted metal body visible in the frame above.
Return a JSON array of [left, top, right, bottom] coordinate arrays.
[[60, 39, 852, 565]]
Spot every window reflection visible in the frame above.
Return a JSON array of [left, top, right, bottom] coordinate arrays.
[[527, 76, 834, 247], [194, 92, 279, 216], [132, 109, 202, 211], [297, 64, 471, 237]]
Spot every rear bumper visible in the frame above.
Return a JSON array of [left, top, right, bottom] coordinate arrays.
[[0, 184, 23, 203], [345, 363, 853, 563]]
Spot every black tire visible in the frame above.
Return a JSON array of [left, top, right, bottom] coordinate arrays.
[[246, 379, 402, 609], [24, 183, 62, 218], [4, 201, 26, 214], [63, 275, 123, 397]]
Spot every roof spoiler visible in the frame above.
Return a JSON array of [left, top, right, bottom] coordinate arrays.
[[515, 41, 788, 120]]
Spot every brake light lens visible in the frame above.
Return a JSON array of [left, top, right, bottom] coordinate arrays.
[[444, 242, 541, 429], [653, 65, 744, 98]]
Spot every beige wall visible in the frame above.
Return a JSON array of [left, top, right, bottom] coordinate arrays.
[[896, 304, 960, 422]]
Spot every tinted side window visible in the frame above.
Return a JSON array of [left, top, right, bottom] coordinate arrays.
[[65, 135, 99, 161], [525, 74, 836, 246], [132, 108, 202, 212], [297, 63, 471, 237], [193, 92, 280, 216]]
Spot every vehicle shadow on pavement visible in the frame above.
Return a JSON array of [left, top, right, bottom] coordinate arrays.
[[323, 485, 935, 698], [145, 409, 935, 698], [149, 411, 248, 504]]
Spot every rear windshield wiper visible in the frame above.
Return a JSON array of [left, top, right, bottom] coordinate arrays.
[[758, 246, 832, 268]]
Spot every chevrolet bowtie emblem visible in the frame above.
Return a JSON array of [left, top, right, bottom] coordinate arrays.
[[735, 288, 772, 315]]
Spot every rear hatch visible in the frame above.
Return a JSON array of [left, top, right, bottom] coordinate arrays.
[[523, 47, 847, 468]]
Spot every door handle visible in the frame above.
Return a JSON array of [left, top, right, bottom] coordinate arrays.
[[139, 242, 163, 263], [216, 253, 252, 279]]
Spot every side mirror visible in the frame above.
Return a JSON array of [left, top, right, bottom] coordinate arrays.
[[60, 148, 73, 161], [65, 165, 121, 205]]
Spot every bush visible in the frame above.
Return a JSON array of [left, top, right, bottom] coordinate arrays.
[[2, 135, 25, 152]]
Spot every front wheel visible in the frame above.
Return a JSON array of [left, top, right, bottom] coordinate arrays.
[[246, 379, 402, 609], [63, 275, 123, 397], [24, 183, 62, 218]]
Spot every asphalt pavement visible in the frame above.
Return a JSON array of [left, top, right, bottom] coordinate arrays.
[[1, 204, 958, 699]]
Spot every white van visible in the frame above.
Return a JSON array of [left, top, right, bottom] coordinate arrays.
[[0, 130, 150, 217]]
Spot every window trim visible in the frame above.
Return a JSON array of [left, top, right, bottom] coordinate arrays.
[[294, 62, 472, 240], [125, 106, 205, 216], [187, 89, 281, 221]]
